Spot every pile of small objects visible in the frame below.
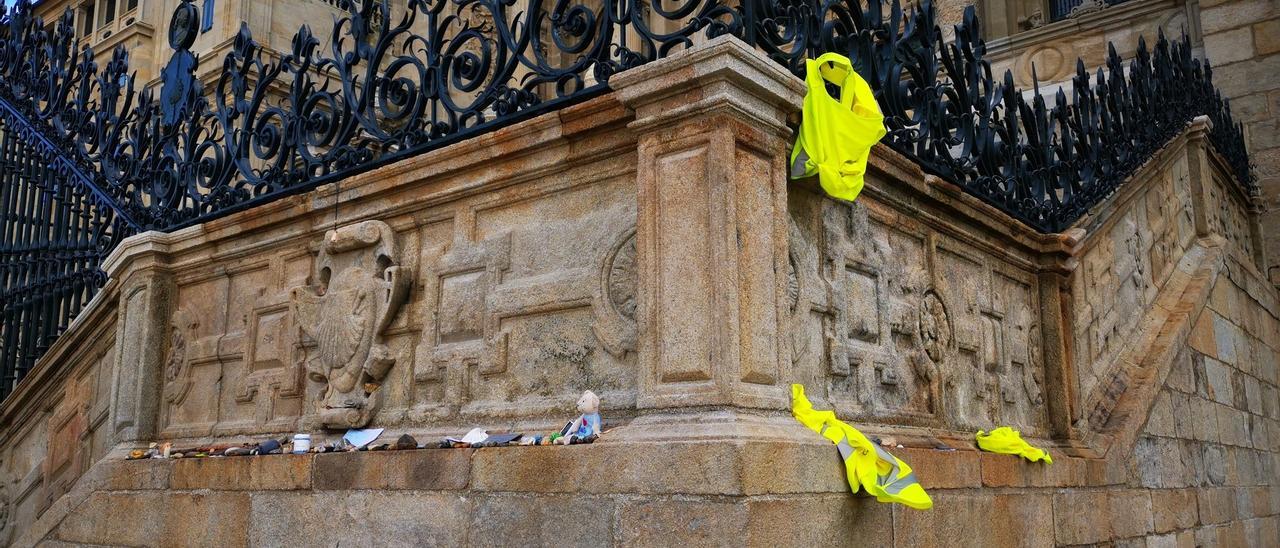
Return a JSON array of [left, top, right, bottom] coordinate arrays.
[[125, 390, 605, 460], [440, 390, 603, 448], [125, 434, 424, 460], [437, 430, 599, 449]]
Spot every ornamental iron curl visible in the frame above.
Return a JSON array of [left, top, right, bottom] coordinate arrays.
[[0, 0, 1258, 394]]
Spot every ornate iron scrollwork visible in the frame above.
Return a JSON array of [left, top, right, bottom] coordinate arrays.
[[0, 0, 1254, 233]]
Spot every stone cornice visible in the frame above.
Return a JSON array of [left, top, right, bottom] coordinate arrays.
[[985, 0, 1183, 60]]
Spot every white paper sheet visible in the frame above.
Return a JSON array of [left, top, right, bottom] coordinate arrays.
[[342, 428, 384, 448]]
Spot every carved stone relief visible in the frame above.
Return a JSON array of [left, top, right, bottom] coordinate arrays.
[[413, 232, 512, 416], [1207, 175, 1254, 259], [291, 220, 412, 429], [817, 204, 941, 421], [787, 218, 831, 373], [788, 193, 1048, 434], [1068, 0, 1107, 19], [592, 229, 638, 357], [919, 290, 951, 363], [406, 176, 638, 421], [234, 290, 307, 429], [1018, 45, 1071, 87], [163, 309, 199, 408]]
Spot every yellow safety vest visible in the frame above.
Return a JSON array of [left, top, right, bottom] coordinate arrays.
[[975, 427, 1053, 464], [790, 53, 887, 202], [791, 384, 933, 510]]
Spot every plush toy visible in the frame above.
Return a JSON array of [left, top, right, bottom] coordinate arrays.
[[555, 390, 601, 445]]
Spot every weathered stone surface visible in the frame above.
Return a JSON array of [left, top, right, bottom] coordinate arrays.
[[171, 454, 312, 491], [980, 453, 1028, 487], [1192, 396, 1223, 442], [1110, 489, 1155, 538], [2, 22, 1279, 548], [896, 492, 1054, 547], [248, 491, 468, 545], [1199, 487, 1241, 524], [898, 447, 982, 490], [313, 449, 471, 491], [472, 443, 741, 495], [1151, 488, 1200, 533], [1204, 27, 1257, 65], [1189, 316, 1218, 359], [618, 499, 748, 546], [746, 494, 892, 546], [1054, 490, 1113, 545], [1027, 455, 1087, 488], [53, 491, 249, 546], [472, 494, 615, 547], [98, 459, 171, 491], [1204, 357, 1237, 404], [1146, 391, 1177, 436], [1202, 0, 1276, 36], [1258, 21, 1280, 57], [738, 441, 850, 495]]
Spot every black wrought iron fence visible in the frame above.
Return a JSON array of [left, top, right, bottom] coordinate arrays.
[[0, 0, 1256, 395], [0, 112, 131, 394]]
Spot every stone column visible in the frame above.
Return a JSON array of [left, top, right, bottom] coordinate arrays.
[[101, 231, 179, 445], [1037, 267, 1078, 440], [1185, 116, 1216, 240], [612, 37, 805, 416]]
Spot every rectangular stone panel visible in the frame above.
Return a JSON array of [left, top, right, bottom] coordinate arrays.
[[652, 144, 714, 384], [474, 174, 635, 280], [734, 145, 780, 386], [843, 264, 880, 343], [437, 269, 486, 344], [464, 307, 633, 414], [248, 305, 289, 371]]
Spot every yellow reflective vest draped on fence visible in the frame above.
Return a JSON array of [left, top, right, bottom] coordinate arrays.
[[790, 53, 887, 202], [790, 384, 932, 510]]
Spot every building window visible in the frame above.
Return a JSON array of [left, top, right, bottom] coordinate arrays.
[[202, 0, 214, 32], [79, 2, 95, 37], [126, 0, 138, 11], [102, 0, 116, 25]]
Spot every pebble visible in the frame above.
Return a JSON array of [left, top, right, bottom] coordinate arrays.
[[394, 434, 418, 450]]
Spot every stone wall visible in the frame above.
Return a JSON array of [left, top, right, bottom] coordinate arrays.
[[1197, 0, 1280, 288], [0, 281, 117, 544], [0, 37, 1276, 546]]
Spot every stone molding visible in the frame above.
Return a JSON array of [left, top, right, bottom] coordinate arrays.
[[985, 0, 1182, 57]]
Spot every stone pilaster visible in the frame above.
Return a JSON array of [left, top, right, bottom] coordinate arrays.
[[100, 231, 180, 445], [612, 37, 805, 413]]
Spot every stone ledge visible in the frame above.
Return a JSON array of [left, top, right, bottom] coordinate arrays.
[[93, 438, 1119, 497], [26, 441, 1280, 547]]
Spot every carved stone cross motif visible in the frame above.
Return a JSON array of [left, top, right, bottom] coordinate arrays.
[[291, 221, 411, 429]]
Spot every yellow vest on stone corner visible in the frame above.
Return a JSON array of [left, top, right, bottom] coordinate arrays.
[[790, 384, 932, 510], [790, 53, 887, 202]]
